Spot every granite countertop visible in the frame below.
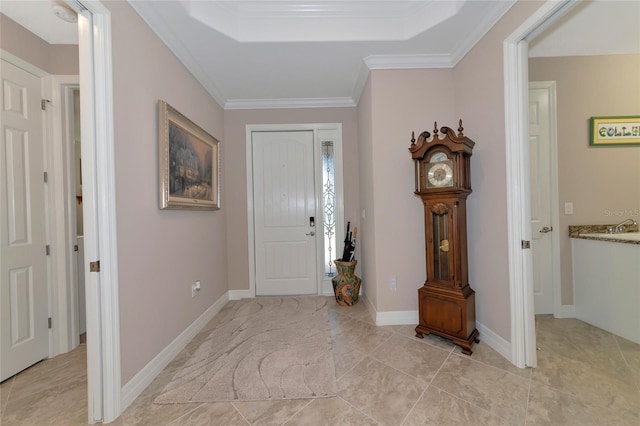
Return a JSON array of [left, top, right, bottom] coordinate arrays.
[[569, 224, 640, 245]]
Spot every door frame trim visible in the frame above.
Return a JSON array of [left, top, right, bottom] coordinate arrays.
[[74, 1, 121, 422], [245, 123, 344, 297], [48, 75, 81, 356], [504, 0, 578, 368]]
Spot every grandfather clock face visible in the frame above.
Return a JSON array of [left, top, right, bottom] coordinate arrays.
[[425, 152, 454, 188], [431, 203, 450, 281]]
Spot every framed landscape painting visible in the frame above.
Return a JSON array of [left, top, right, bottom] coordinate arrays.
[[158, 100, 220, 210]]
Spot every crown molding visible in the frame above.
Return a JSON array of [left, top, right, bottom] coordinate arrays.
[[224, 97, 356, 110], [186, 0, 459, 43], [449, 1, 516, 64], [128, 1, 227, 108], [364, 54, 454, 69]]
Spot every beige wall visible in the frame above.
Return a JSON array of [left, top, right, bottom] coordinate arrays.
[[452, 0, 545, 340], [105, 1, 227, 383], [355, 1, 544, 338], [223, 107, 360, 292], [365, 69, 457, 313], [0, 13, 79, 75], [356, 77, 377, 308], [529, 54, 640, 305]]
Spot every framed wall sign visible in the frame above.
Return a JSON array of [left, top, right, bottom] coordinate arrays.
[[590, 116, 640, 146], [158, 100, 220, 210]]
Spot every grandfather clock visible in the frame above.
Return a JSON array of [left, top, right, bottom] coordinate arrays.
[[409, 120, 479, 355]]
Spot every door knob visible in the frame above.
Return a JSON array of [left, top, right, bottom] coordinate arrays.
[[539, 226, 553, 233], [306, 231, 315, 236]]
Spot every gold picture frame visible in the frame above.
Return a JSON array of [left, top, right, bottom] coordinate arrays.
[[590, 116, 640, 146], [158, 100, 220, 210]]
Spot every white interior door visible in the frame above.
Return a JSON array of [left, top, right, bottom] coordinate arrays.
[[0, 59, 49, 381], [529, 83, 555, 315], [253, 131, 317, 295]]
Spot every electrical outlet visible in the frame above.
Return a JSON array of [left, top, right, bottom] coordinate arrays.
[[192, 280, 202, 298], [390, 276, 397, 291]]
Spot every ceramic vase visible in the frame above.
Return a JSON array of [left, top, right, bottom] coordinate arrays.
[[332, 260, 361, 306]]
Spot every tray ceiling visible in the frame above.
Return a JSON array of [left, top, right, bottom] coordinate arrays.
[[2, 1, 639, 109]]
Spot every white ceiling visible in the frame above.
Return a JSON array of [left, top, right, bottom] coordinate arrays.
[[0, 1, 78, 45], [127, 0, 516, 108], [2, 1, 639, 110]]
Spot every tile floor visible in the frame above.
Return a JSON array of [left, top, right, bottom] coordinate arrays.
[[1, 298, 639, 425]]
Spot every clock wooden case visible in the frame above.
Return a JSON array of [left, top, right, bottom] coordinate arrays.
[[409, 121, 479, 355]]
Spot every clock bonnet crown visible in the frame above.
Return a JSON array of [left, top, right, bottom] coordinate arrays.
[[409, 120, 475, 194]]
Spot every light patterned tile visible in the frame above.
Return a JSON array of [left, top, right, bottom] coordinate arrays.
[[616, 335, 640, 352], [112, 366, 203, 426], [8, 346, 87, 403], [9, 302, 640, 426], [431, 354, 529, 424], [337, 357, 425, 426], [623, 351, 640, 391], [527, 381, 640, 426], [532, 349, 640, 412], [232, 399, 311, 426], [354, 309, 375, 325], [168, 402, 249, 425], [331, 335, 367, 380], [1, 377, 87, 426], [0, 376, 14, 418], [284, 397, 378, 426], [1, 346, 88, 425], [330, 317, 392, 355], [371, 334, 449, 383], [536, 329, 630, 380], [404, 386, 512, 426], [384, 324, 455, 351], [453, 340, 531, 379], [327, 297, 370, 320], [616, 335, 640, 390], [536, 317, 618, 353]]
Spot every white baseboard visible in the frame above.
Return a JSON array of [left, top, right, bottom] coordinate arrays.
[[553, 304, 575, 318], [476, 321, 512, 362], [120, 292, 229, 411], [359, 306, 515, 367], [375, 310, 419, 326], [359, 301, 418, 326], [228, 289, 254, 300]]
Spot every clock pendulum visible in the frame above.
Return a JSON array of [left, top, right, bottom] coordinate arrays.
[[408, 120, 479, 355]]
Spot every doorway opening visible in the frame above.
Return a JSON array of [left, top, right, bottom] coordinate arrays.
[[246, 124, 345, 297], [504, 0, 579, 369]]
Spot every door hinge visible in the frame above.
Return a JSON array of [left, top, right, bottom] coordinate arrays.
[[41, 99, 50, 110], [44, 171, 48, 183], [48, 317, 52, 329], [90, 261, 100, 272], [74, 244, 79, 252], [46, 245, 50, 256], [521, 240, 531, 249]]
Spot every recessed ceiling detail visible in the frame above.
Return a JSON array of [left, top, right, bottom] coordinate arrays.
[[4, 1, 636, 109], [183, 0, 464, 42]]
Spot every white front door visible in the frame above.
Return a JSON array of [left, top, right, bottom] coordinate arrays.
[[0, 59, 49, 381], [529, 83, 555, 315], [252, 131, 317, 295]]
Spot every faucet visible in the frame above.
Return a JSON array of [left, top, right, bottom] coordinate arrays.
[[607, 218, 638, 234]]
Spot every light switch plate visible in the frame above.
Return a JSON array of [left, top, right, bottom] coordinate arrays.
[[564, 202, 573, 215]]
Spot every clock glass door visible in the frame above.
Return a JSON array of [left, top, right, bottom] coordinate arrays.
[[432, 210, 450, 281]]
